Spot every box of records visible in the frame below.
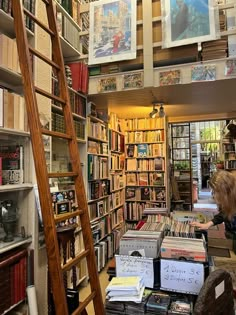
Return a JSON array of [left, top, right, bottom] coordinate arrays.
[[160, 236, 207, 262], [119, 230, 163, 258]]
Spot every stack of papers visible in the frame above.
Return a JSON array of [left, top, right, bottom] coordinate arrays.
[[105, 276, 145, 303]]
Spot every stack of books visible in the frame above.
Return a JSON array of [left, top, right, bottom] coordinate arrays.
[[105, 276, 145, 303]]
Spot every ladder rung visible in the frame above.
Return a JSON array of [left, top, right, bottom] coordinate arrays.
[[41, 0, 49, 5], [71, 291, 96, 315], [42, 128, 72, 140], [23, 8, 55, 36], [62, 249, 90, 272], [29, 46, 60, 70], [48, 171, 78, 178], [35, 86, 66, 104], [54, 209, 84, 224]]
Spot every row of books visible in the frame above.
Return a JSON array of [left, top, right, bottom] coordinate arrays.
[[0, 34, 20, 74], [57, 0, 80, 24], [126, 130, 165, 144], [121, 117, 165, 131], [126, 143, 164, 158], [126, 158, 165, 172], [88, 180, 110, 201], [110, 173, 125, 192], [57, 10, 80, 51], [67, 62, 89, 95], [87, 120, 107, 141], [110, 190, 125, 211], [125, 202, 167, 222], [0, 89, 28, 132], [87, 154, 109, 180], [0, 249, 27, 314], [87, 140, 108, 155], [109, 130, 125, 153], [126, 187, 166, 202], [111, 153, 125, 171], [126, 172, 165, 187], [88, 198, 108, 221], [51, 112, 85, 140], [110, 206, 124, 229]]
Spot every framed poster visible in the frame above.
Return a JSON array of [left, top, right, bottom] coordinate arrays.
[[123, 72, 143, 89], [98, 77, 117, 93], [88, 0, 137, 65], [161, 0, 219, 48], [159, 69, 181, 86]]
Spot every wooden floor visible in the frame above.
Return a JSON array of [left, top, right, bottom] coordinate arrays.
[[79, 265, 110, 315]]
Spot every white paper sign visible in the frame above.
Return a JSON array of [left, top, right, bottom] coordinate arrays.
[[115, 255, 154, 288], [160, 259, 204, 295]]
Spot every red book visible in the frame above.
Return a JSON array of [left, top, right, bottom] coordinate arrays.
[[81, 63, 89, 94], [68, 62, 83, 92]]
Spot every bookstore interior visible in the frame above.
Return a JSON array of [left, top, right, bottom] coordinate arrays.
[[1, 0, 236, 314]]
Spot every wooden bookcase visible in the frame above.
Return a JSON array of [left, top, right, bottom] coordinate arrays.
[[121, 117, 168, 229]]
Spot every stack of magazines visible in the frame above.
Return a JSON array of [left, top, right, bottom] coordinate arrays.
[[105, 276, 145, 303]]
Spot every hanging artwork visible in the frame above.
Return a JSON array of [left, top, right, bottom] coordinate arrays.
[[88, 0, 137, 65], [191, 64, 216, 82], [225, 59, 236, 77], [98, 77, 117, 93], [159, 70, 181, 86], [122, 72, 143, 89], [161, 0, 219, 48]]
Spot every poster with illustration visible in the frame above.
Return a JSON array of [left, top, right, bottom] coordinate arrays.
[[191, 64, 216, 82], [88, 0, 137, 65], [161, 0, 219, 48]]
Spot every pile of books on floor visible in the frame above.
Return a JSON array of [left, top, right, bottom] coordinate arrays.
[[105, 286, 193, 314]]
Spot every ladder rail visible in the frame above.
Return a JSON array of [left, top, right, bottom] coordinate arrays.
[[13, 1, 105, 314], [44, 2, 105, 314], [12, 2, 69, 314]]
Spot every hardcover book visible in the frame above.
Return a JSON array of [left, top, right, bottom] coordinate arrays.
[[0, 145, 24, 185]]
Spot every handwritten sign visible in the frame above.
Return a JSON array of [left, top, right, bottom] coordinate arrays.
[[115, 255, 154, 288], [160, 259, 204, 295]]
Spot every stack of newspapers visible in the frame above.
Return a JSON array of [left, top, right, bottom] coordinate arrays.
[[105, 276, 145, 303]]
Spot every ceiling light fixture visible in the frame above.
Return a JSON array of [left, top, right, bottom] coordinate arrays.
[[159, 104, 165, 118], [149, 104, 158, 118]]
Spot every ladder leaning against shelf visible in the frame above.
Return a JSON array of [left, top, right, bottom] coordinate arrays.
[[12, 1, 105, 314]]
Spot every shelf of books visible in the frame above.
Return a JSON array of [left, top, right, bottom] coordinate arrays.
[[121, 117, 168, 229], [109, 112, 125, 235], [55, 0, 82, 59], [170, 123, 193, 211], [222, 132, 236, 171]]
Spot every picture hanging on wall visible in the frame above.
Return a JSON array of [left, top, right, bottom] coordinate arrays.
[[88, 0, 137, 65], [159, 69, 181, 86], [98, 77, 117, 93], [161, 0, 219, 48], [225, 59, 236, 77], [191, 64, 216, 82], [122, 72, 143, 89]]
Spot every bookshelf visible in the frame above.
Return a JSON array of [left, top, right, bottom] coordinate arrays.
[[222, 133, 236, 171], [109, 113, 125, 234], [171, 123, 193, 211], [121, 117, 168, 227]]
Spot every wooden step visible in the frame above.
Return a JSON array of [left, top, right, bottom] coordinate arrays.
[[42, 128, 73, 140], [54, 210, 84, 224], [72, 292, 96, 315], [48, 171, 78, 178], [29, 46, 60, 70], [61, 249, 89, 272], [35, 86, 66, 104]]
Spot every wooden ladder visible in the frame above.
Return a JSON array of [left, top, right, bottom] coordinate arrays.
[[12, 1, 105, 314]]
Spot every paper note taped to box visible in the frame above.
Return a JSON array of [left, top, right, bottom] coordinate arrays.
[[115, 255, 154, 288], [160, 259, 204, 295]]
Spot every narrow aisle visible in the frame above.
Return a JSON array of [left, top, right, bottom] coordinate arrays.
[[79, 266, 110, 314]]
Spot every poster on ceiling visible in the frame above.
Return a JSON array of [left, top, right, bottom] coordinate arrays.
[[88, 0, 137, 65], [161, 0, 219, 48]]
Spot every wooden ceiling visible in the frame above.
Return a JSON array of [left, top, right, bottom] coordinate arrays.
[[88, 78, 236, 121]]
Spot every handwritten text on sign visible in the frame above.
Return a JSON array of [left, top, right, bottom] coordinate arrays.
[[160, 259, 204, 295], [115, 255, 154, 288]]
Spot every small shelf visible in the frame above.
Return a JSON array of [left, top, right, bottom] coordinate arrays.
[[60, 36, 82, 59], [0, 236, 32, 255], [125, 128, 164, 132], [88, 115, 108, 124], [0, 66, 23, 94], [87, 135, 108, 143], [0, 183, 33, 192], [0, 9, 34, 39], [0, 127, 30, 137]]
